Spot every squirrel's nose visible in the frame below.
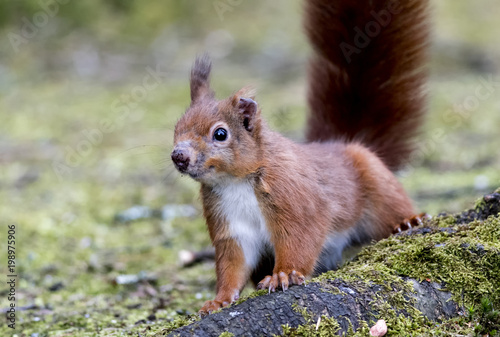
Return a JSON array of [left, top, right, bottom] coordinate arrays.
[[171, 149, 190, 172]]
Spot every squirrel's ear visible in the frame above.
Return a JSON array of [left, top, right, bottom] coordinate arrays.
[[236, 97, 258, 132], [190, 55, 214, 102]]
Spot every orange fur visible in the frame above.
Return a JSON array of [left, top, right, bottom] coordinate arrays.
[[171, 0, 429, 315]]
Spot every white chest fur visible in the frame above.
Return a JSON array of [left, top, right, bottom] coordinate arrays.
[[213, 180, 270, 269]]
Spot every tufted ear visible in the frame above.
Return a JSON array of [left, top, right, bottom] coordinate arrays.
[[190, 54, 214, 102], [236, 97, 258, 132], [230, 87, 259, 132]]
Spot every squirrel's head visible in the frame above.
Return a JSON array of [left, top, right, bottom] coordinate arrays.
[[171, 56, 263, 185]]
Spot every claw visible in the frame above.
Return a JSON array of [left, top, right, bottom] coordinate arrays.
[[257, 270, 305, 293], [257, 275, 272, 291], [393, 212, 430, 234]]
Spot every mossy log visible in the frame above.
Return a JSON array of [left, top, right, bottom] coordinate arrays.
[[164, 191, 500, 336]]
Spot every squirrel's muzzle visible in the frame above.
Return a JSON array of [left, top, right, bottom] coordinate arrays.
[[171, 148, 190, 173]]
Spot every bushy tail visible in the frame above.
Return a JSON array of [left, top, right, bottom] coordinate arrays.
[[304, 0, 430, 171]]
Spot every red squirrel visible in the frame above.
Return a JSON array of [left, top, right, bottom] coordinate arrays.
[[171, 0, 429, 315]]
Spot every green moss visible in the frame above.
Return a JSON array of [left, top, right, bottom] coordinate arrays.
[[314, 262, 428, 336], [474, 196, 487, 210], [321, 286, 343, 296], [274, 303, 341, 336], [218, 332, 235, 337], [469, 297, 500, 336], [280, 306, 340, 337], [432, 214, 457, 227], [153, 315, 200, 336], [302, 213, 500, 336]]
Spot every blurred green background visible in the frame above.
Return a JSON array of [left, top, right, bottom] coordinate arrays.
[[0, 0, 499, 336]]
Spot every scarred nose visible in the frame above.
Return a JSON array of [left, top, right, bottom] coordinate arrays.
[[171, 148, 190, 172]]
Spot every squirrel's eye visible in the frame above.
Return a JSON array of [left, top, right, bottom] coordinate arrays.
[[213, 128, 228, 141]]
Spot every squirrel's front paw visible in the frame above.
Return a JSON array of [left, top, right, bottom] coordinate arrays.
[[392, 212, 431, 234], [257, 270, 305, 292], [199, 300, 224, 316], [199, 292, 238, 316]]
